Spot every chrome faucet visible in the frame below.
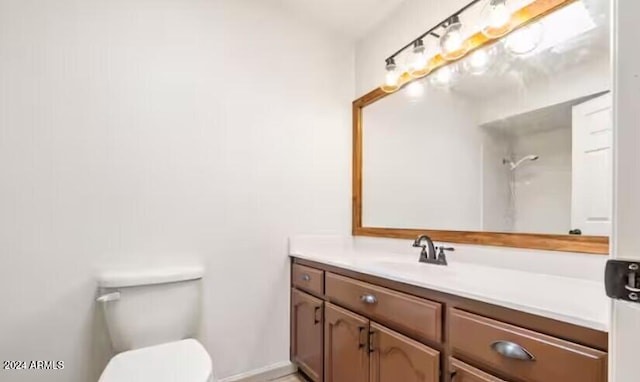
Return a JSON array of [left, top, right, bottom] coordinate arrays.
[[412, 235, 454, 266], [413, 235, 436, 263]]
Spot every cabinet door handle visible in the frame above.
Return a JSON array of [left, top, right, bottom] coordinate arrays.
[[450, 371, 457, 381], [360, 294, 377, 304], [358, 326, 366, 349], [301, 274, 311, 282], [490, 341, 536, 361], [314, 306, 321, 324], [368, 330, 376, 353]]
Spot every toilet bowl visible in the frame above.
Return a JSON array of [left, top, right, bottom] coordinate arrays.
[[99, 339, 212, 382], [96, 267, 214, 382]]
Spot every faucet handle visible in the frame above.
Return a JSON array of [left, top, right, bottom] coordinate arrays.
[[436, 246, 455, 255], [436, 246, 454, 265]]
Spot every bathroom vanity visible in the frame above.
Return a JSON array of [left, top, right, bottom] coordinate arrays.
[[288, 236, 609, 382]]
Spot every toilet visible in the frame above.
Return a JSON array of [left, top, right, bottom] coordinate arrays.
[[96, 267, 213, 382]]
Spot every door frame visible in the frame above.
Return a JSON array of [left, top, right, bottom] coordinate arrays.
[[610, 1, 640, 381]]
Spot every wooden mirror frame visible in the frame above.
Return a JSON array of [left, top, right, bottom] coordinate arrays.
[[353, 89, 609, 254], [352, 0, 610, 255]]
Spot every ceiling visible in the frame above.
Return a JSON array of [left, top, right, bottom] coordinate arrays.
[[268, 0, 406, 40], [481, 98, 577, 137]]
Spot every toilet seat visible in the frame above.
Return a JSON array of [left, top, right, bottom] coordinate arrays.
[[98, 339, 212, 382]]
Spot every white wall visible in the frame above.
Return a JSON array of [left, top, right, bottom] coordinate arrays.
[[481, 129, 512, 232], [512, 127, 573, 234], [362, 85, 482, 230], [481, 126, 573, 234], [0, 1, 353, 381]]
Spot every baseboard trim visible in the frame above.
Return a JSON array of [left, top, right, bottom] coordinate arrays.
[[218, 361, 297, 382]]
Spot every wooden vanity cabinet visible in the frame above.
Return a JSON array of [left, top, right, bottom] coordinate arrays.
[[291, 288, 324, 381], [324, 302, 441, 382], [325, 273, 442, 344], [450, 358, 506, 382], [370, 322, 440, 382], [290, 259, 608, 382], [293, 264, 325, 298], [449, 309, 607, 382], [324, 303, 370, 382]]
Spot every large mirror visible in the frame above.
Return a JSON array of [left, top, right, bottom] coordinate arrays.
[[355, 0, 610, 253]]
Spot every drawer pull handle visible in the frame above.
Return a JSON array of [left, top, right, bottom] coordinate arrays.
[[490, 341, 536, 361], [360, 294, 377, 304], [301, 274, 311, 282]]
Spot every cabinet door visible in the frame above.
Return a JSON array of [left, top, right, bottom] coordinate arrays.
[[370, 322, 440, 382], [324, 302, 369, 382], [292, 289, 324, 382], [450, 358, 506, 382]]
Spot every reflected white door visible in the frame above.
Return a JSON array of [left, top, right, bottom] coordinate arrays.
[[611, 1, 640, 381], [572, 93, 612, 236]]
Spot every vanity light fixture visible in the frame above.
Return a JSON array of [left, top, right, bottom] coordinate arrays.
[[384, 57, 401, 91], [379, 0, 577, 94], [480, 0, 513, 38], [409, 39, 430, 78], [440, 15, 469, 60], [405, 80, 425, 99], [463, 47, 493, 75], [430, 65, 458, 88], [505, 22, 544, 56], [525, 1, 596, 55]]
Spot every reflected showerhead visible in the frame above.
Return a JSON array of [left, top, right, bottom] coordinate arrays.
[[503, 155, 539, 170]]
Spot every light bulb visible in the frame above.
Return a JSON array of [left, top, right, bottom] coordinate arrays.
[[481, 0, 513, 39], [463, 48, 493, 75], [385, 70, 400, 87], [440, 16, 468, 61], [384, 58, 400, 87], [430, 65, 457, 88], [505, 22, 544, 56], [381, 57, 402, 92], [409, 39, 430, 77], [489, 1, 510, 29], [405, 81, 425, 99]]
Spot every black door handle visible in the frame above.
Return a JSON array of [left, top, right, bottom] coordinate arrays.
[[313, 306, 321, 324]]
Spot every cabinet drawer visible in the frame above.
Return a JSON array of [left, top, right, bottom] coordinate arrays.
[[449, 309, 607, 382], [292, 264, 324, 296], [325, 273, 442, 343], [450, 358, 506, 382]]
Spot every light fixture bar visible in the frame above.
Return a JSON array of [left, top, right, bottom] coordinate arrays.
[[385, 0, 482, 61], [379, 0, 579, 93]]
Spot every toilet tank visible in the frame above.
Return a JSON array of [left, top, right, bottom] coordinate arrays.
[[97, 267, 204, 353]]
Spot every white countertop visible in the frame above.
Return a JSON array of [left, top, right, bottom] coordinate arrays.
[[290, 236, 610, 332]]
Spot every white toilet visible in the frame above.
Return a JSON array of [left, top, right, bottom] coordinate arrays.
[[96, 267, 213, 382]]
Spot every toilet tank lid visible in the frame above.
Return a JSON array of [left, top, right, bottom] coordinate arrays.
[[98, 266, 205, 288]]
